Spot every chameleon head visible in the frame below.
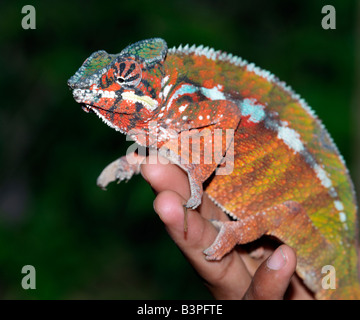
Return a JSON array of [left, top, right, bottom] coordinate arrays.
[[68, 38, 168, 133]]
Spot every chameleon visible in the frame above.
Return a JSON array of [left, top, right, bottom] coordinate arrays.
[[68, 38, 360, 299]]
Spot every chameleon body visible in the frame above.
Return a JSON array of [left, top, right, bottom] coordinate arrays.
[[68, 38, 360, 299]]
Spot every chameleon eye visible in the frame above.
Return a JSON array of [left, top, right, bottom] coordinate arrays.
[[115, 60, 142, 88]]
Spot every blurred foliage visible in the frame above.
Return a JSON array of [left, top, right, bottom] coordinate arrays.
[[0, 0, 357, 299]]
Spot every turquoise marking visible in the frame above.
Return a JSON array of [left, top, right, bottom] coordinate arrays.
[[240, 98, 266, 123], [167, 84, 198, 108], [176, 84, 198, 96]]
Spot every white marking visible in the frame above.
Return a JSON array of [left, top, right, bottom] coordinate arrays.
[[161, 75, 169, 87], [334, 200, 344, 211], [277, 126, 305, 154], [199, 115, 203, 120], [73, 89, 117, 102], [121, 91, 158, 111], [179, 104, 188, 112], [158, 113, 164, 118], [339, 212, 347, 222], [182, 116, 188, 120], [163, 84, 173, 99], [200, 85, 226, 100], [314, 164, 333, 188]]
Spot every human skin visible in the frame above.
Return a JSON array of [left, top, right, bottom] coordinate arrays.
[[140, 155, 314, 300]]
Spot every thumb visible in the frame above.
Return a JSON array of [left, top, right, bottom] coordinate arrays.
[[243, 245, 297, 300]]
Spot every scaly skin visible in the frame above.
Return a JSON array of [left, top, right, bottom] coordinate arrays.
[[68, 38, 360, 299]]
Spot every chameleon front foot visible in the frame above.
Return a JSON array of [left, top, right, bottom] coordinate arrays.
[[97, 153, 144, 189], [184, 174, 203, 209]]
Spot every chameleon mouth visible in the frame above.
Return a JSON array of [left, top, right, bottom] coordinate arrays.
[[81, 104, 94, 113], [80, 103, 133, 116], [80, 103, 111, 115]]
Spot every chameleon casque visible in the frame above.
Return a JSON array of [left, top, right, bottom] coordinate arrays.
[[68, 38, 360, 299]]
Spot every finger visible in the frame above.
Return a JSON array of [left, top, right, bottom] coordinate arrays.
[[153, 189, 252, 299], [243, 245, 297, 300], [141, 155, 226, 221], [141, 154, 191, 200], [142, 156, 256, 298]]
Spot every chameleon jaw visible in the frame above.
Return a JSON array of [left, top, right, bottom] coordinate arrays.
[[81, 104, 94, 113]]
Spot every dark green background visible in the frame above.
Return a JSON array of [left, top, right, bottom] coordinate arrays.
[[0, 0, 358, 299]]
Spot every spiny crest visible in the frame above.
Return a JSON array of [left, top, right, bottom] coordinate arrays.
[[168, 43, 318, 117], [168, 42, 346, 167], [169, 43, 279, 86]]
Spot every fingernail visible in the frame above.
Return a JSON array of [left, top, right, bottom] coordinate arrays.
[[267, 247, 286, 270]]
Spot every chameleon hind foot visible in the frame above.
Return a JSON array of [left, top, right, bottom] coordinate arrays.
[[203, 220, 242, 260], [203, 201, 308, 261]]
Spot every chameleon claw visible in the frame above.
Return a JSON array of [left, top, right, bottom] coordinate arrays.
[[203, 246, 224, 261], [185, 195, 202, 210], [185, 177, 203, 210], [183, 204, 188, 233]]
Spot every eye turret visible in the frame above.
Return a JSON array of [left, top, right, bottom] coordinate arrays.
[[115, 60, 142, 88]]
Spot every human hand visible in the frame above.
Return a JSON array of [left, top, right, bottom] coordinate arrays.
[[140, 155, 314, 300]]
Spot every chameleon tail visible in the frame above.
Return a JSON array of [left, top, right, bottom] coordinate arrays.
[[329, 283, 360, 300]]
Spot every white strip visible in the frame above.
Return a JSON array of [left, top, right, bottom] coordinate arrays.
[[277, 126, 305, 154], [200, 85, 226, 100], [314, 164, 333, 189], [339, 212, 347, 222], [73, 89, 117, 102], [334, 200, 344, 211], [161, 75, 169, 88], [121, 91, 158, 111], [178, 104, 188, 112], [163, 84, 172, 99]]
